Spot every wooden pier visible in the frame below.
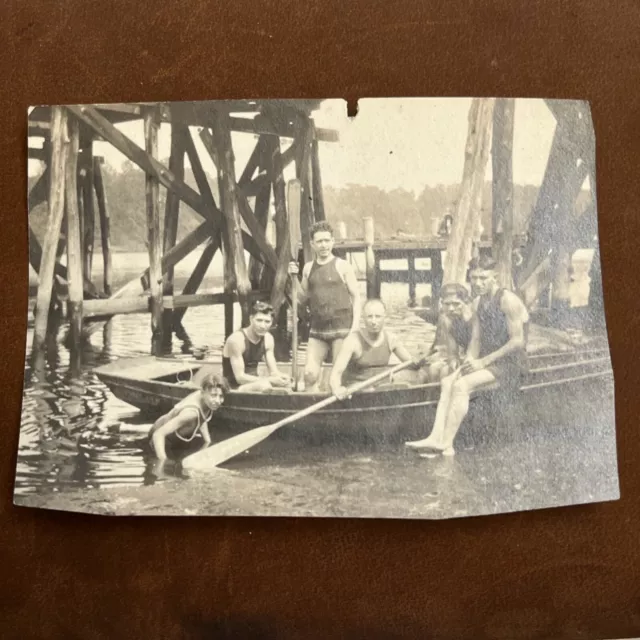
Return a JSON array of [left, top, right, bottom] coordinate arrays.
[[27, 98, 603, 369]]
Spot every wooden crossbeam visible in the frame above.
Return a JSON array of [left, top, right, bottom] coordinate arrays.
[[68, 105, 264, 263], [230, 115, 339, 142]]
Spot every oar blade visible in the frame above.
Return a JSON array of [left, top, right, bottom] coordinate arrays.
[[182, 424, 279, 470], [287, 179, 302, 257]]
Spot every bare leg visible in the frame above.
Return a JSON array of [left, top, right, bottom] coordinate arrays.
[[438, 369, 497, 455], [304, 338, 330, 392], [405, 372, 457, 449]]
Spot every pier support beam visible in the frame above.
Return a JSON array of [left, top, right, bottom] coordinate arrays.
[[210, 105, 251, 329], [310, 135, 325, 221], [65, 117, 83, 370], [80, 137, 95, 283], [296, 118, 315, 263], [363, 217, 380, 299], [161, 122, 187, 348], [93, 157, 112, 295], [443, 98, 495, 285], [34, 106, 68, 353], [144, 107, 164, 354], [492, 98, 515, 289]]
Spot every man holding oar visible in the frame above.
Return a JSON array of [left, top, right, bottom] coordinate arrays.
[[289, 221, 361, 391], [329, 299, 419, 399], [405, 256, 529, 456]]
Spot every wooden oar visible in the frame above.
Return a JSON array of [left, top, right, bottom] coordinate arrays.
[[287, 179, 302, 390], [181, 359, 416, 470]]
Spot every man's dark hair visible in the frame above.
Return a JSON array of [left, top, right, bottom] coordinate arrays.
[[200, 373, 230, 394], [468, 255, 497, 272], [250, 300, 274, 317], [439, 283, 470, 303], [310, 220, 334, 240]]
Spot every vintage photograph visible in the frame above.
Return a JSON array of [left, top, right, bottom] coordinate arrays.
[[17, 97, 618, 518]]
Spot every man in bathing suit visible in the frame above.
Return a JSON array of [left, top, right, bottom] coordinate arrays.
[[406, 256, 529, 455], [222, 301, 291, 392], [329, 299, 418, 399], [149, 373, 228, 461], [422, 283, 473, 382], [289, 221, 361, 391]]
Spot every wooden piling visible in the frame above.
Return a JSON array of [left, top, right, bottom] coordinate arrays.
[[363, 217, 379, 299], [430, 250, 444, 303], [310, 136, 326, 221], [33, 106, 69, 353], [443, 98, 495, 285], [93, 157, 112, 295], [296, 118, 315, 263], [144, 107, 164, 354], [65, 117, 84, 362], [80, 138, 95, 282], [492, 98, 515, 289], [407, 254, 417, 306], [209, 106, 251, 328], [161, 123, 187, 345]]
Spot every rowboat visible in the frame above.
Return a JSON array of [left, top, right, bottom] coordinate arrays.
[[94, 347, 614, 442]]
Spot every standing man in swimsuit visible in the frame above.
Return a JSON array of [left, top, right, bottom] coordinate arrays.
[[406, 256, 529, 455], [289, 221, 361, 391], [329, 299, 417, 399], [222, 301, 292, 392]]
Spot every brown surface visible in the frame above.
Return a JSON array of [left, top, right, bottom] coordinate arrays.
[[2, 1, 640, 638]]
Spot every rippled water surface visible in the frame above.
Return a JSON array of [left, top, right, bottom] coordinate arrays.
[[15, 255, 619, 518]]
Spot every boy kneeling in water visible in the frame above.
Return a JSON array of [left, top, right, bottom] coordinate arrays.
[[149, 373, 228, 461]]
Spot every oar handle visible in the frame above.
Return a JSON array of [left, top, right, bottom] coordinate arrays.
[[266, 359, 416, 431]]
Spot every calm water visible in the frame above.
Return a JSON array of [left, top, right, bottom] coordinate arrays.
[[16, 252, 619, 518], [16, 277, 437, 498]]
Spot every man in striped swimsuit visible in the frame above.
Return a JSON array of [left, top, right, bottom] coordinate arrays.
[[290, 221, 361, 391]]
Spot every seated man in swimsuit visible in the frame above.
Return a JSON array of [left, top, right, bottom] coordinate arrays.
[[222, 300, 292, 392], [290, 221, 361, 391], [422, 283, 473, 382], [149, 373, 228, 461], [406, 256, 529, 456], [329, 299, 418, 399]]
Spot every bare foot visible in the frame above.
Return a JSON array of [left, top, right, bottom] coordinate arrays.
[[405, 437, 442, 450]]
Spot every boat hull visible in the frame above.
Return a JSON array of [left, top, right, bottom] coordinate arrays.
[[94, 350, 614, 441]]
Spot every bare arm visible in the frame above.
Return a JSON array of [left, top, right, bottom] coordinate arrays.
[[198, 422, 212, 449], [340, 260, 361, 332], [481, 292, 528, 367], [263, 333, 289, 386], [329, 335, 358, 396], [297, 262, 312, 305], [466, 300, 481, 360], [388, 332, 413, 364], [226, 334, 260, 385]]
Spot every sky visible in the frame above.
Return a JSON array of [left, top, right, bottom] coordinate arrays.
[[28, 98, 558, 192]]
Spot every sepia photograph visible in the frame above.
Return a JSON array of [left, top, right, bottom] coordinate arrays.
[[16, 97, 618, 518]]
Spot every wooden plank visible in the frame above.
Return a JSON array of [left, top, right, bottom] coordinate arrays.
[[443, 98, 495, 284], [295, 118, 315, 263], [229, 115, 339, 142], [93, 157, 112, 295], [310, 137, 325, 221], [33, 106, 68, 351], [80, 139, 95, 281], [28, 147, 47, 161], [144, 107, 163, 353], [68, 105, 258, 260], [492, 98, 516, 289], [201, 111, 251, 316], [84, 296, 150, 318], [65, 117, 83, 352], [269, 137, 292, 315], [173, 238, 220, 324]]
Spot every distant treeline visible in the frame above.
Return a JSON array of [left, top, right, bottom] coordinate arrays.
[[29, 160, 592, 251]]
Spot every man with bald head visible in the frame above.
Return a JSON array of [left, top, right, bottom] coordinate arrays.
[[329, 299, 418, 399]]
